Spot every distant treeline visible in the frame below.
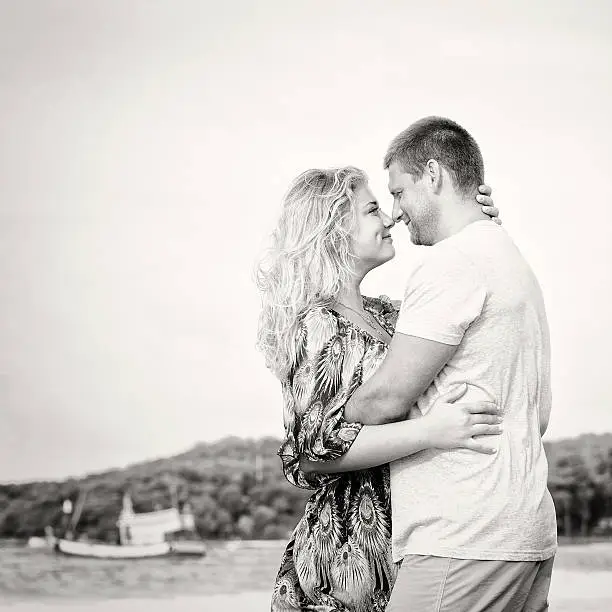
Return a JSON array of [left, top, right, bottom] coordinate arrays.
[[1, 434, 612, 542]]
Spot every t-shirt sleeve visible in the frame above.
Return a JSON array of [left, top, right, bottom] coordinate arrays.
[[395, 247, 487, 345]]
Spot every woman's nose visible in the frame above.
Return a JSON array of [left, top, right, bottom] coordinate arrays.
[[382, 211, 395, 228]]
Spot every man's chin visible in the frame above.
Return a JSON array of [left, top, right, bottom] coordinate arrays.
[[407, 224, 428, 246]]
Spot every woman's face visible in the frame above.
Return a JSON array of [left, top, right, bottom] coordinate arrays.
[[349, 183, 395, 275]]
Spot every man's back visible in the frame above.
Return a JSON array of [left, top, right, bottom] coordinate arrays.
[[391, 220, 557, 563]]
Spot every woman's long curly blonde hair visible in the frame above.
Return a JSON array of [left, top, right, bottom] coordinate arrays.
[[255, 166, 367, 381]]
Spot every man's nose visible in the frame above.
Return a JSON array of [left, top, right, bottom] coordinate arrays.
[[392, 201, 403, 223]]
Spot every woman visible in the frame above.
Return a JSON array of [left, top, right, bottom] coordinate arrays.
[[256, 167, 503, 611]]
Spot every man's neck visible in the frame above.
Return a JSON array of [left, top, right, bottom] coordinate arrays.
[[432, 196, 490, 244]]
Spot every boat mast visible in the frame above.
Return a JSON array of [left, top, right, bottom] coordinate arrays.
[[64, 489, 87, 540]]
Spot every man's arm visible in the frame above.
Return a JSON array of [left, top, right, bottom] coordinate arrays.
[[539, 377, 552, 437], [345, 246, 487, 426], [344, 333, 457, 425]]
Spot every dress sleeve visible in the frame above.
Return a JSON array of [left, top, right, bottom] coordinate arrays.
[[278, 307, 364, 489]]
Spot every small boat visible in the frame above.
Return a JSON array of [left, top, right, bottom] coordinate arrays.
[[55, 538, 207, 559], [27, 536, 52, 549], [54, 490, 206, 560], [56, 539, 171, 559], [169, 539, 209, 556], [27, 526, 57, 549]]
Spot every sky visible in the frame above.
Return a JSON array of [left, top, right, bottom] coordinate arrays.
[[1, 0, 611, 482]]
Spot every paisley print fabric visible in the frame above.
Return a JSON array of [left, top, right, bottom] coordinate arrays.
[[272, 296, 399, 612]]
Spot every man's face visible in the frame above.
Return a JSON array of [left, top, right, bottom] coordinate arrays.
[[388, 161, 438, 246]]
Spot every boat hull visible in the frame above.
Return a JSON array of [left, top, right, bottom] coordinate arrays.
[[56, 539, 205, 559]]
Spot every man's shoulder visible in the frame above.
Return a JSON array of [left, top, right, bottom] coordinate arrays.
[[427, 222, 518, 271], [407, 239, 481, 279]]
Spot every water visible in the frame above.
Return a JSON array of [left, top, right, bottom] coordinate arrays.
[[0, 540, 285, 603], [2, 541, 612, 610]]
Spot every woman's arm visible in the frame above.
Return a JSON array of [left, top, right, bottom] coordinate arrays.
[[300, 418, 429, 474], [301, 384, 502, 475]]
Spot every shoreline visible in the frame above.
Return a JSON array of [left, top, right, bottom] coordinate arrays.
[[4, 536, 612, 546]]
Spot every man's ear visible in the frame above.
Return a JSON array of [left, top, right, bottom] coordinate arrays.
[[425, 159, 442, 193]]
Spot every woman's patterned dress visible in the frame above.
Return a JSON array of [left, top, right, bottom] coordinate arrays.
[[271, 296, 400, 612]]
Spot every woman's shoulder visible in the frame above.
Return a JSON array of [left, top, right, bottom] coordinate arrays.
[[363, 294, 400, 314], [300, 304, 341, 330], [297, 305, 341, 350], [302, 304, 337, 321], [363, 294, 400, 332]]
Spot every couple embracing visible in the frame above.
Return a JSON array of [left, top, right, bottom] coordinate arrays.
[[256, 116, 557, 611]]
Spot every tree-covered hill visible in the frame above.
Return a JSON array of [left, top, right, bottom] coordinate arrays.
[[1, 433, 612, 542]]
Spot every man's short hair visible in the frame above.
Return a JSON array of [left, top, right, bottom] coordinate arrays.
[[384, 116, 484, 196]]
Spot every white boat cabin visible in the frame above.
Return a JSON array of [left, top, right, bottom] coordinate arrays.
[[116, 493, 196, 545]]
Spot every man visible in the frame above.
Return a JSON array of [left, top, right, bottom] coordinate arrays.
[[344, 117, 557, 611]]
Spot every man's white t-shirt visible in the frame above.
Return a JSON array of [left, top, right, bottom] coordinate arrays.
[[391, 220, 557, 563]]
